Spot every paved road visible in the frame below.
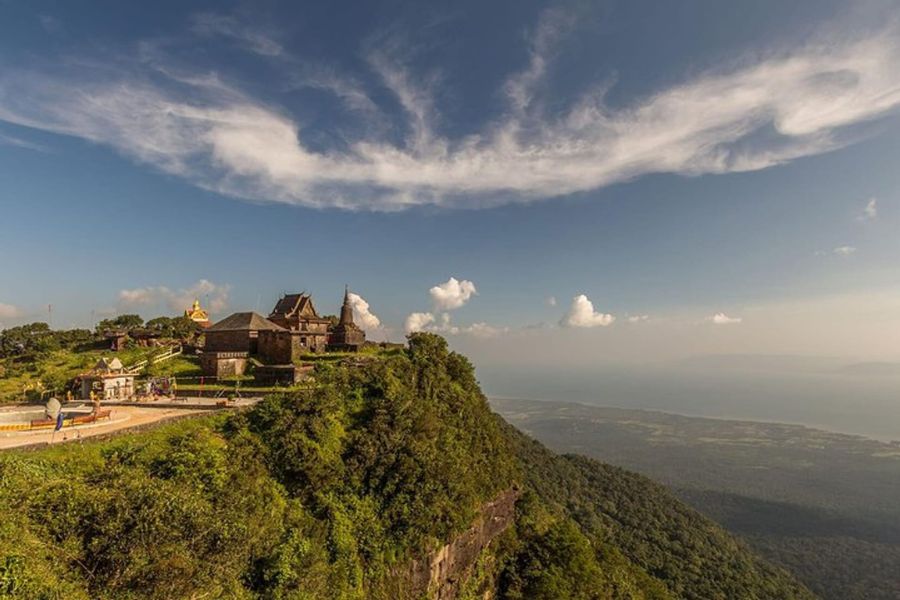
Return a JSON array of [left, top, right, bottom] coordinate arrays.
[[0, 405, 206, 450]]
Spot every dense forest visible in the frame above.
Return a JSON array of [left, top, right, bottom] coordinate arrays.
[[0, 334, 812, 599], [493, 397, 900, 600]]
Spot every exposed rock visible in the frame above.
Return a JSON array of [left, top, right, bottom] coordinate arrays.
[[401, 487, 519, 599]]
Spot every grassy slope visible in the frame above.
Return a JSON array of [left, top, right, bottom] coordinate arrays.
[[0, 347, 159, 403]]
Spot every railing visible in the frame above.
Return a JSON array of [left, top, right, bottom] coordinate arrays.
[[124, 345, 183, 374]]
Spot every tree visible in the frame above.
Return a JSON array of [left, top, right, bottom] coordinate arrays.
[[0, 323, 56, 357], [95, 314, 143, 333]]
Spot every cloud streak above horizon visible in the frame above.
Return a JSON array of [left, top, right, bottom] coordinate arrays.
[[1, 15, 899, 211]]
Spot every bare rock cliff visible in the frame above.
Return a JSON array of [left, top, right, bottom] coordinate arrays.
[[400, 487, 520, 600]]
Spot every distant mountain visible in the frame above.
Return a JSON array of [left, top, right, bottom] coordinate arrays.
[[677, 354, 849, 373]]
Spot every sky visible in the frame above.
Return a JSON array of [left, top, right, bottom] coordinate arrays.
[[2, 0, 900, 373]]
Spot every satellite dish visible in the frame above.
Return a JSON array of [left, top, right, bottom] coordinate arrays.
[[45, 398, 61, 419]]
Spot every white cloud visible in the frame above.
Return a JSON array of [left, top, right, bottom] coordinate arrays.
[[546, 296, 557, 307], [191, 13, 283, 57], [560, 294, 615, 328], [627, 314, 650, 323], [1, 18, 899, 210], [0, 131, 46, 152], [462, 322, 508, 338], [346, 292, 381, 330], [0, 303, 23, 320], [833, 245, 858, 256], [711, 312, 743, 325], [404, 311, 435, 334], [429, 277, 477, 311], [403, 310, 506, 338], [118, 279, 230, 314], [861, 197, 878, 221]]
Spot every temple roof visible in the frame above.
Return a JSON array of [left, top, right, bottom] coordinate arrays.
[[270, 293, 327, 320], [185, 299, 210, 322], [207, 312, 286, 332], [94, 357, 124, 373]]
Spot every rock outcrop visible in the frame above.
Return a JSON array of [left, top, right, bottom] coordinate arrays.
[[401, 486, 519, 599]]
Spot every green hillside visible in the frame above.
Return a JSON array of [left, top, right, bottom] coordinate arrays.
[[0, 334, 812, 599]]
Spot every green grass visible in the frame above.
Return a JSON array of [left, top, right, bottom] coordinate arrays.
[[144, 354, 203, 378], [0, 347, 159, 404]]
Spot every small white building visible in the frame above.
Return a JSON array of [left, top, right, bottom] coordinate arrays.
[[80, 357, 135, 401]]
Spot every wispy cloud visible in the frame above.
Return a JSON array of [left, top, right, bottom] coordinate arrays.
[[1, 15, 899, 210], [0, 131, 47, 152], [833, 245, 858, 256], [191, 13, 283, 57], [860, 197, 878, 221]]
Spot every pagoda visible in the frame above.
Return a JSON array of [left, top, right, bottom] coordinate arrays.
[[328, 287, 366, 352], [184, 299, 211, 328]]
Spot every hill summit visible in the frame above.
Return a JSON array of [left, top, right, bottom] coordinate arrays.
[[0, 334, 812, 599]]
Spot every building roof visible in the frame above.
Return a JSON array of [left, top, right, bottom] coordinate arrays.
[[206, 312, 286, 332], [185, 299, 210, 322], [270, 293, 326, 320], [94, 357, 124, 372]]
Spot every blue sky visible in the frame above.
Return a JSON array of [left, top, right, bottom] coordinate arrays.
[[2, 0, 900, 365]]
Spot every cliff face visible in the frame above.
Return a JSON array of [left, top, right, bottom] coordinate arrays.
[[401, 487, 520, 600]]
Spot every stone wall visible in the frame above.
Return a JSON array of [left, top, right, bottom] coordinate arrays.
[[204, 330, 257, 353], [258, 330, 302, 364], [200, 352, 249, 377]]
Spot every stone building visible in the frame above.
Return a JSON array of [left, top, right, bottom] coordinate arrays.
[[328, 287, 366, 352], [80, 357, 135, 401], [257, 329, 303, 364], [268, 293, 330, 352], [201, 312, 286, 377]]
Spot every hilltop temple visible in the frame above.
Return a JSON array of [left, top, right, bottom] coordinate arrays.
[[199, 287, 367, 379], [267, 292, 331, 352], [184, 299, 211, 328], [328, 287, 366, 352]]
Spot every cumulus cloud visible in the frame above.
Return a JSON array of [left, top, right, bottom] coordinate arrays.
[[347, 292, 381, 330], [429, 277, 477, 311], [1, 15, 899, 210], [404, 311, 435, 334], [560, 294, 615, 328], [710, 312, 742, 325], [403, 311, 505, 338], [118, 279, 230, 314], [0, 303, 23, 320]]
